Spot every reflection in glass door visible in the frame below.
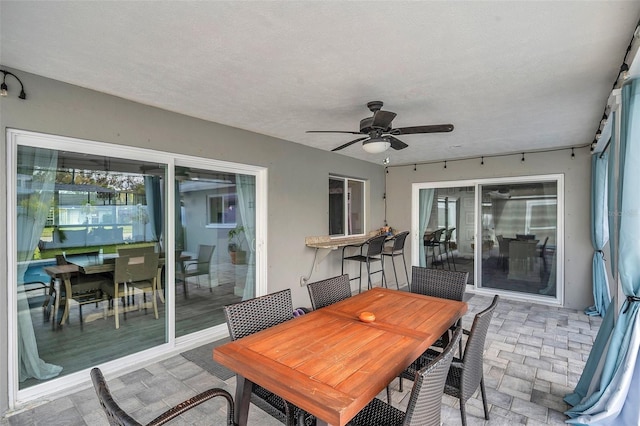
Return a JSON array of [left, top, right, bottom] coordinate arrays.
[[418, 185, 476, 285], [14, 142, 167, 389], [174, 167, 254, 337], [479, 181, 558, 297]]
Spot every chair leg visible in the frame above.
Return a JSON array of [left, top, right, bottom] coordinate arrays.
[[386, 384, 392, 404], [399, 376, 403, 392], [460, 399, 467, 426], [366, 261, 372, 290], [390, 256, 399, 290], [480, 377, 489, 420], [79, 304, 83, 331], [402, 253, 410, 289]]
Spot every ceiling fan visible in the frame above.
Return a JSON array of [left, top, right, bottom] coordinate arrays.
[[307, 101, 454, 154]]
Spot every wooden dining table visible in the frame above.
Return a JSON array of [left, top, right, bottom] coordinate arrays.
[[214, 287, 468, 426]]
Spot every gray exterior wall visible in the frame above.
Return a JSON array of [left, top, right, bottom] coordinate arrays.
[[384, 150, 593, 311], [0, 68, 386, 415]]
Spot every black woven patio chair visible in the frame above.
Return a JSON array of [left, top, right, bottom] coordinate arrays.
[[397, 266, 469, 391], [223, 289, 312, 426], [421, 295, 499, 426], [307, 274, 352, 310], [91, 367, 234, 425], [348, 326, 462, 426]]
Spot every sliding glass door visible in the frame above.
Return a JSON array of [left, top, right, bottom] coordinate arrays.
[[413, 175, 563, 304], [479, 180, 560, 297], [173, 165, 254, 337], [8, 129, 265, 399]]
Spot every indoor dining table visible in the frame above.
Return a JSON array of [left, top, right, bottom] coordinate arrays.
[[214, 287, 468, 426]]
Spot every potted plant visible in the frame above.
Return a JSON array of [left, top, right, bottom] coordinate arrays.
[[228, 225, 247, 265]]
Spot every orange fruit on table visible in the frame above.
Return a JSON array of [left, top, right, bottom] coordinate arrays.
[[359, 311, 376, 323]]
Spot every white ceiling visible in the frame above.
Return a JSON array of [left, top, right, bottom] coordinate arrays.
[[1, 1, 639, 166]]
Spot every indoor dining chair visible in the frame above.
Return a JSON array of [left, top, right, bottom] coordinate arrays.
[[54, 254, 109, 330], [176, 244, 215, 296], [347, 326, 462, 426], [223, 289, 311, 426], [102, 253, 160, 329], [307, 274, 352, 310], [91, 367, 234, 425]]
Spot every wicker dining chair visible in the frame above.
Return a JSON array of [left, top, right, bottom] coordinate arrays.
[[307, 274, 352, 310], [348, 326, 462, 426], [91, 367, 234, 426], [223, 289, 309, 426], [398, 266, 469, 391], [421, 295, 500, 426], [410, 266, 468, 301]]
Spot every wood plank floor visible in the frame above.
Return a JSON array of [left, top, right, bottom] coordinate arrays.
[[20, 265, 244, 390]]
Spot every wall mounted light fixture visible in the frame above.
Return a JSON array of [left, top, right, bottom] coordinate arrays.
[[1, 69, 26, 100]]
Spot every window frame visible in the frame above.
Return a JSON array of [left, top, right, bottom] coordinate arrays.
[[206, 193, 238, 228], [411, 174, 564, 307], [329, 175, 366, 238]]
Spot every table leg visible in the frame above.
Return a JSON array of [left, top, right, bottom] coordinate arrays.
[[52, 278, 61, 328], [59, 277, 72, 326], [234, 375, 252, 426]]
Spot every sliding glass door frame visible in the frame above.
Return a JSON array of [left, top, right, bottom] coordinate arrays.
[[412, 174, 564, 306], [6, 128, 267, 407]]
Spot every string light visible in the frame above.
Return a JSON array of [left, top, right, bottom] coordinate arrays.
[[389, 144, 590, 171]]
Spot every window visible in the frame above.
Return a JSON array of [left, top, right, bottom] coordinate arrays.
[[207, 193, 237, 226], [329, 176, 365, 236]]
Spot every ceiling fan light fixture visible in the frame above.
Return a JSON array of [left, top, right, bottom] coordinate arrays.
[[362, 137, 391, 154]]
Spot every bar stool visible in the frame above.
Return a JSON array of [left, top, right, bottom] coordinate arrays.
[[381, 231, 410, 289], [341, 234, 387, 293], [424, 228, 445, 268], [439, 227, 456, 271]]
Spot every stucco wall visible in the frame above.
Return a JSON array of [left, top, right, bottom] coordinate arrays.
[[0, 68, 386, 414], [384, 150, 593, 311]]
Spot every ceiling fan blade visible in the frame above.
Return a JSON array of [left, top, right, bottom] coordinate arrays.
[[392, 124, 454, 135], [371, 111, 397, 129], [331, 137, 369, 152], [307, 130, 364, 135], [388, 136, 409, 150]]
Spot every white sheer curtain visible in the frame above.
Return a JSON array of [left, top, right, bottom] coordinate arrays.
[[236, 174, 256, 300], [17, 146, 63, 381], [418, 189, 435, 267]]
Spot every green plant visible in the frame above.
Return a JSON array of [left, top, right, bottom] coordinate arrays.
[[227, 226, 246, 252]]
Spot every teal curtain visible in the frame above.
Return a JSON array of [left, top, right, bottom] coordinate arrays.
[[607, 111, 619, 279], [17, 146, 63, 381], [418, 189, 435, 267], [144, 175, 163, 247], [566, 78, 640, 425], [585, 152, 610, 317]]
